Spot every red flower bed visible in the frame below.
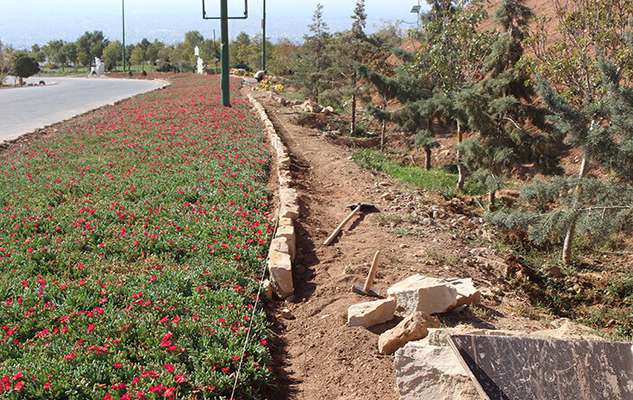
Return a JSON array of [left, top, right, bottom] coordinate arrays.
[[0, 76, 274, 399]]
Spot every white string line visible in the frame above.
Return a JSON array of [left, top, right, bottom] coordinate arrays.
[[230, 97, 284, 399], [229, 205, 280, 399]]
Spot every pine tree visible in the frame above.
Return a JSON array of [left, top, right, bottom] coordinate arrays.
[[358, 2, 462, 170], [491, 58, 633, 265], [457, 0, 561, 208], [360, 25, 404, 150], [413, 0, 494, 190], [360, 58, 438, 168], [349, 0, 368, 135], [293, 3, 331, 103], [522, 0, 633, 264]]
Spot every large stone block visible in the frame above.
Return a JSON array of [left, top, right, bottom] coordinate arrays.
[[347, 298, 397, 328], [387, 275, 457, 315], [268, 249, 293, 299]]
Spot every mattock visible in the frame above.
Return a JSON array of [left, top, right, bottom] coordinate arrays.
[[322, 202, 378, 246]]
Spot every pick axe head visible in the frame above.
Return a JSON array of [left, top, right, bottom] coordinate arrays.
[[348, 203, 379, 214], [352, 283, 382, 298]]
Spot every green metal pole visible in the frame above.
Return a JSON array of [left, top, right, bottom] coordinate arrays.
[[122, 0, 126, 72], [220, 0, 231, 107], [262, 0, 267, 71]]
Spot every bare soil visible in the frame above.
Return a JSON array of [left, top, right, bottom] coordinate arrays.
[[252, 91, 553, 400]]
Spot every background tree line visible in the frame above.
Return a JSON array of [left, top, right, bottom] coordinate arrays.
[[0, 29, 301, 80]]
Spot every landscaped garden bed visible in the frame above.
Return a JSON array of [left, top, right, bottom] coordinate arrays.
[[0, 75, 274, 399]]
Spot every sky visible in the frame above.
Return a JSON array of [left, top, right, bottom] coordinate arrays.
[[1, 0, 426, 49]]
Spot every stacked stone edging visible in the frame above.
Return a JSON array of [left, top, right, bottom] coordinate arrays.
[[248, 95, 298, 299]]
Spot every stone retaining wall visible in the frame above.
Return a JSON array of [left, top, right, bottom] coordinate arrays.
[[248, 95, 298, 299]]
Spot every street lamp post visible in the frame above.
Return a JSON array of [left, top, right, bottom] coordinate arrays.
[[220, 0, 230, 106], [262, 0, 267, 71], [202, 0, 249, 107], [122, 0, 126, 72]]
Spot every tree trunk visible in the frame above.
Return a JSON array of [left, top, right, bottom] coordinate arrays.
[[380, 120, 386, 152], [424, 146, 432, 171], [350, 71, 357, 135], [562, 153, 589, 265], [488, 190, 496, 211], [380, 100, 387, 152], [456, 120, 465, 192]]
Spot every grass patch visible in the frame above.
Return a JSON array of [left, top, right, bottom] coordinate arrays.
[[352, 149, 484, 197]]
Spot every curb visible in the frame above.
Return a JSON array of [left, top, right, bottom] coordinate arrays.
[[248, 94, 298, 299]]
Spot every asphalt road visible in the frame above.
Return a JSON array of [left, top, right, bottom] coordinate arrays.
[[0, 77, 166, 143]]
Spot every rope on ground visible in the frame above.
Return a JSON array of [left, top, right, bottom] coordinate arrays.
[[229, 217, 279, 400]]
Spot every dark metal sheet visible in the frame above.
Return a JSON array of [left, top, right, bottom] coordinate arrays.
[[449, 334, 633, 400]]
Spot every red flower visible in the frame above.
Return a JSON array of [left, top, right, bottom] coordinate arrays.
[[64, 352, 77, 361], [174, 374, 186, 384], [163, 363, 175, 373], [87, 323, 95, 333], [14, 381, 24, 391]]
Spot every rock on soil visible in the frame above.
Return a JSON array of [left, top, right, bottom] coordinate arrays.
[[348, 298, 397, 328], [445, 278, 481, 307], [378, 312, 440, 355], [387, 274, 458, 315]]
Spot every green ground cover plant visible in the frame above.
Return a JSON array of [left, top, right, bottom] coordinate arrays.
[[0, 76, 274, 399], [352, 149, 484, 197]]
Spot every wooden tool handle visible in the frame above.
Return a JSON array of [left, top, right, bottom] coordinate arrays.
[[363, 251, 381, 292], [323, 206, 361, 246]]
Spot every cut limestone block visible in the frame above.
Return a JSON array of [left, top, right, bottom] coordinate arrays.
[[279, 187, 298, 204], [278, 217, 293, 226], [279, 157, 291, 169], [378, 312, 439, 355], [270, 236, 289, 254], [347, 298, 397, 328], [275, 224, 296, 261], [278, 171, 293, 187], [445, 278, 481, 307], [268, 249, 293, 299], [280, 203, 300, 220], [387, 275, 457, 315]]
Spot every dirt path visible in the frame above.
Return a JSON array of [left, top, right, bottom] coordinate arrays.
[[251, 93, 550, 400]]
